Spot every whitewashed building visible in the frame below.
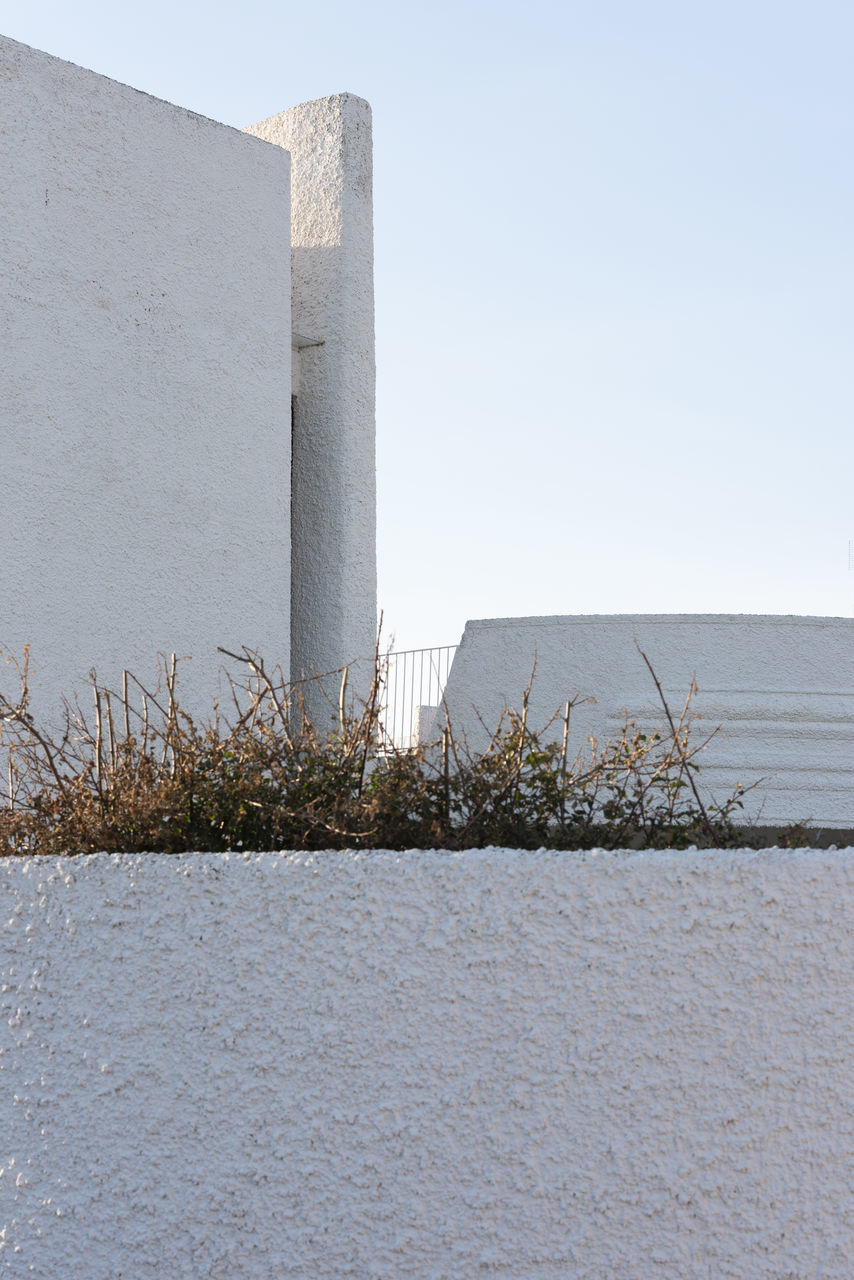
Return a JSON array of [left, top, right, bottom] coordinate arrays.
[[0, 34, 375, 723]]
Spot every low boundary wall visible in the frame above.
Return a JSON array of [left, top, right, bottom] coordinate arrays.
[[2, 849, 852, 1278]]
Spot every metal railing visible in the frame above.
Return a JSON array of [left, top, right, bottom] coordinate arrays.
[[380, 645, 457, 749]]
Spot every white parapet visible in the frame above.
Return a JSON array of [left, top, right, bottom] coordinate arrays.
[[3, 848, 853, 1278], [440, 614, 854, 828], [0, 35, 292, 723], [246, 95, 377, 718]]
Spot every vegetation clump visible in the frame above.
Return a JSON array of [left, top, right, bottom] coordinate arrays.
[[0, 644, 779, 856]]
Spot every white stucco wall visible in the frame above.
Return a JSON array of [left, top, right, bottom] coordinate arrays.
[[0, 35, 293, 724], [2, 848, 852, 1279], [246, 96, 377, 716], [440, 614, 854, 828]]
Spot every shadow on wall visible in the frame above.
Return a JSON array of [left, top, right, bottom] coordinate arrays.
[[289, 243, 377, 721]]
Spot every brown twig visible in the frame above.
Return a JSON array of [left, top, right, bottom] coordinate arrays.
[[635, 643, 716, 838]]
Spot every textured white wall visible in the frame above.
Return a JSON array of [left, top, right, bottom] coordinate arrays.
[[0, 35, 292, 723], [2, 848, 852, 1279], [246, 96, 377, 717], [440, 614, 854, 828]]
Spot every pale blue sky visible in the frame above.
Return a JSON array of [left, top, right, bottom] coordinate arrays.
[[5, 1, 854, 650]]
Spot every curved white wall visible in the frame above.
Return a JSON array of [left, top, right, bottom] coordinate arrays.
[[3, 848, 852, 1278], [440, 614, 854, 828]]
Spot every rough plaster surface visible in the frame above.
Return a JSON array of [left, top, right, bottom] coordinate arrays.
[[0, 35, 292, 724], [441, 614, 854, 827], [2, 847, 852, 1279], [246, 96, 377, 716]]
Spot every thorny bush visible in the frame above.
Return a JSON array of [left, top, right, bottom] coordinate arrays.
[[0, 643, 767, 856]]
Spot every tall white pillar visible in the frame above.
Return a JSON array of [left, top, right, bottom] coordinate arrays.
[[246, 96, 377, 719]]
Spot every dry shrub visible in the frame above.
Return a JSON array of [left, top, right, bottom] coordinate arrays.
[[0, 644, 758, 856]]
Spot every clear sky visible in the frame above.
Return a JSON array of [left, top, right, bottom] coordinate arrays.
[[4, 1, 854, 651]]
